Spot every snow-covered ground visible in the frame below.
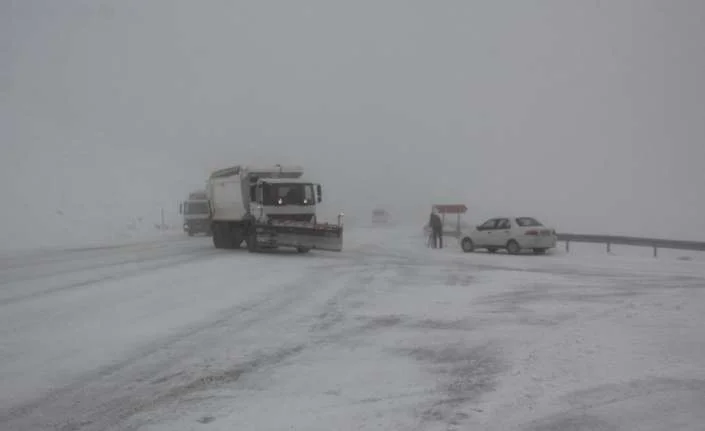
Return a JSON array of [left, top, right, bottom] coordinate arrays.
[[0, 208, 183, 254], [1, 226, 704, 430]]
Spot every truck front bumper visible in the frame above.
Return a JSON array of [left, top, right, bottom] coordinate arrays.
[[184, 220, 211, 235], [254, 223, 343, 252]]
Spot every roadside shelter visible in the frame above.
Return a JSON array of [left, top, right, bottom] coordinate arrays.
[[432, 204, 468, 236]]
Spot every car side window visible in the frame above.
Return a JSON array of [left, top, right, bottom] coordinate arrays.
[[496, 218, 510, 229], [479, 219, 497, 230], [516, 217, 542, 227]]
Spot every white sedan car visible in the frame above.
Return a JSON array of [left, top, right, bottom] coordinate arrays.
[[458, 216, 557, 255]]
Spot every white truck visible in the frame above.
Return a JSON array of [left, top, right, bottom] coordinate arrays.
[[371, 208, 390, 224], [179, 190, 211, 236], [206, 164, 343, 253]]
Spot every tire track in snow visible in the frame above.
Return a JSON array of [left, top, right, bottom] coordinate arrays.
[[0, 236, 193, 271], [0, 248, 220, 307], [121, 257, 395, 430], [0, 240, 206, 286], [0, 256, 371, 431]]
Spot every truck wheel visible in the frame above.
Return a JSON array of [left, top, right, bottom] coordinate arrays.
[[229, 231, 243, 249], [247, 232, 258, 253], [212, 224, 225, 249]]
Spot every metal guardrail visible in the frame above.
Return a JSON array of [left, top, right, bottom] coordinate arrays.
[[557, 233, 705, 257], [426, 228, 705, 257]]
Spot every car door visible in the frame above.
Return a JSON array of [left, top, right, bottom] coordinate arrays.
[[473, 218, 498, 247], [490, 218, 512, 247]]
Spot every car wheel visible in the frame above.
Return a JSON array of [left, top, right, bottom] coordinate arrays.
[[461, 237, 474, 253], [506, 240, 521, 255]]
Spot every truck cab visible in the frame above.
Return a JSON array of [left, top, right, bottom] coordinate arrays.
[[252, 178, 323, 224], [179, 190, 211, 236], [372, 208, 390, 224]]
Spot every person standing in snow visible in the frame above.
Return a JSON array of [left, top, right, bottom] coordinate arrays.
[[429, 209, 443, 248]]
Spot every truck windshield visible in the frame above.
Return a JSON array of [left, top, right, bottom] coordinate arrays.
[[262, 183, 314, 206], [185, 202, 209, 215]]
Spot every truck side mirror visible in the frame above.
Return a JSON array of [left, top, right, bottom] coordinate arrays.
[[316, 184, 322, 203]]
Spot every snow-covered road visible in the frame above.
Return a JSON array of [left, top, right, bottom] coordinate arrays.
[[1, 227, 704, 430]]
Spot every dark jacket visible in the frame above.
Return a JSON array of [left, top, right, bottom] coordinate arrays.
[[429, 213, 443, 231]]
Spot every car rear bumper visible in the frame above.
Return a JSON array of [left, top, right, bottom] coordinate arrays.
[[518, 235, 557, 249]]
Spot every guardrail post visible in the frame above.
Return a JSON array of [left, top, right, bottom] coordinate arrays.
[[565, 240, 570, 252], [653, 247, 658, 258], [606, 242, 611, 253]]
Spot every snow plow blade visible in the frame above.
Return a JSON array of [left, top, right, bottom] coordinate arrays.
[[254, 222, 343, 252]]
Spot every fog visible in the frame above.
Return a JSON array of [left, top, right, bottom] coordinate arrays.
[[3, 0, 705, 246]]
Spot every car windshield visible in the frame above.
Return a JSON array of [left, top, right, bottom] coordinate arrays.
[[515, 217, 543, 227], [262, 183, 314, 206], [185, 202, 209, 215]]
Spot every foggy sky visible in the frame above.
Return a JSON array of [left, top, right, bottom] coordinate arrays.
[[3, 0, 705, 241]]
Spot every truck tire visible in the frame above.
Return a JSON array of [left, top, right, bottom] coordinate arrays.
[[229, 231, 243, 249], [212, 223, 225, 249], [247, 232, 258, 253]]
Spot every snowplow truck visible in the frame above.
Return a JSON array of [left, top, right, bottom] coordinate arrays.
[[206, 164, 343, 253]]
